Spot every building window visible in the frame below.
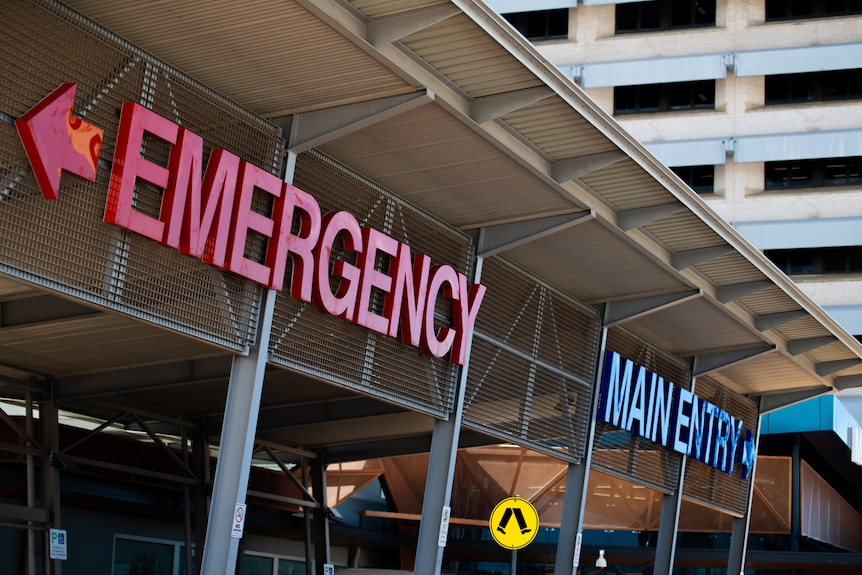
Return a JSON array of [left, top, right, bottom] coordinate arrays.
[[672, 165, 715, 193], [614, 80, 716, 114], [112, 536, 194, 575], [616, 0, 716, 33], [766, 247, 862, 275], [765, 0, 862, 21], [766, 70, 862, 104], [503, 9, 568, 41], [242, 552, 306, 575], [765, 156, 862, 189]]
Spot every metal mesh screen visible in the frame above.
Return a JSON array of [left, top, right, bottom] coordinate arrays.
[[683, 376, 758, 516], [463, 257, 602, 463], [268, 150, 475, 417], [0, 0, 286, 350], [592, 327, 691, 493]]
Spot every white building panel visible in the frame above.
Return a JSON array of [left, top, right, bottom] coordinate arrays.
[[645, 139, 728, 167], [735, 44, 862, 77], [484, 0, 576, 13], [734, 130, 862, 163], [733, 218, 862, 250], [580, 53, 728, 88]]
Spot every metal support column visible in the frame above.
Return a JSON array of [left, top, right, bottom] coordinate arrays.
[[652, 461, 686, 575], [26, 390, 37, 575], [790, 435, 800, 552], [727, 410, 762, 575], [199, 287, 277, 575], [311, 456, 330, 575], [553, 324, 608, 575], [413, 258, 484, 575], [41, 398, 61, 575], [192, 423, 210, 575]]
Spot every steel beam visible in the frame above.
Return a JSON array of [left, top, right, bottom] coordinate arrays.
[[366, 5, 460, 46], [477, 211, 594, 257], [616, 202, 684, 231], [551, 150, 627, 182], [754, 310, 808, 332], [470, 86, 554, 124], [815, 358, 862, 377], [691, 345, 775, 377], [604, 289, 700, 328], [715, 280, 772, 304], [671, 245, 735, 270], [786, 336, 837, 355], [757, 388, 828, 413]]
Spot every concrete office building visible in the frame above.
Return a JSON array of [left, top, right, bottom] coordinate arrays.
[[2, 1, 862, 575]]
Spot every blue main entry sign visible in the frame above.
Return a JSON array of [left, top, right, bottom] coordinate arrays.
[[598, 351, 757, 479]]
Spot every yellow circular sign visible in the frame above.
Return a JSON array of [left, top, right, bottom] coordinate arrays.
[[489, 496, 539, 550]]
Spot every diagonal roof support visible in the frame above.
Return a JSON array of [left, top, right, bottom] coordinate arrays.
[[834, 374, 862, 391], [758, 388, 829, 414], [692, 345, 775, 377], [604, 289, 701, 328], [787, 336, 838, 356], [366, 5, 461, 46], [477, 211, 594, 257], [470, 86, 554, 124], [815, 358, 862, 377], [754, 310, 809, 332], [551, 150, 628, 182], [617, 202, 685, 231], [277, 90, 434, 153], [715, 280, 773, 304], [671, 245, 735, 270]]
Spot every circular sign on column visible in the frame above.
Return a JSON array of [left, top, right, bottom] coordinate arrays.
[[489, 496, 539, 550]]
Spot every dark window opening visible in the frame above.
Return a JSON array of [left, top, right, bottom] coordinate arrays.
[[616, 0, 716, 33], [672, 165, 715, 193], [766, 246, 862, 275], [765, 156, 862, 189], [766, 70, 862, 105], [503, 9, 569, 41], [614, 80, 715, 114], [765, 0, 862, 20]]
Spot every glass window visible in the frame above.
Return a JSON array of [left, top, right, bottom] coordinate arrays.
[[614, 81, 715, 114], [765, 157, 862, 189], [617, 0, 715, 33], [766, 70, 862, 105], [672, 165, 715, 193], [113, 538, 175, 575], [503, 9, 568, 41], [243, 554, 275, 575], [766, 0, 862, 20], [766, 247, 862, 275]]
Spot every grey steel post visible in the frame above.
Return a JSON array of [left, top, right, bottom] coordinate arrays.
[[199, 286, 277, 574], [311, 455, 331, 575], [553, 323, 608, 575], [41, 398, 61, 575], [652, 458, 686, 574], [413, 257, 484, 575], [727, 409, 762, 575]]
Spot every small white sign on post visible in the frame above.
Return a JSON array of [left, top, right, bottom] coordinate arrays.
[[323, 564, 335, 575], [231, 503, 247, 539], [438, 505, 451, 547], [49, 528, 67, 560]]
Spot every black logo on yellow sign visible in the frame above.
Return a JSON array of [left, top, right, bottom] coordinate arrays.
[[489, 497, 539, 550]]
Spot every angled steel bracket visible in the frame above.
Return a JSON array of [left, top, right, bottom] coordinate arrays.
[[277, 90, 434, 153], [470, 86, 554, 123], [754, 310, 809, 332], [477, 210, 594, 257], [815, 358, 862, 377], [692, 345, 775, 377], [551, 150, 627, 182], [758, 388, 829, 413], [671, 245, 735, 270], [604, 289, 701, 327], [715, 280, 772, 303], [834, 374, 862, 391], [617, 202, 685, 231], [366, 5, 460, 46], [786, 336, 837, 355]]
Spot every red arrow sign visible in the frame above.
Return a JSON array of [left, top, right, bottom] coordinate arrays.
[[15, 82, 103, 200]]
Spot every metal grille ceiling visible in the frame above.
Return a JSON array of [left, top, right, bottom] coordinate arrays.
[[30, 0, 862, 402]]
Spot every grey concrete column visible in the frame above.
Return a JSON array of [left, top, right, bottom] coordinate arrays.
[[199, 287, 277, 575], [553, 325, 608, 575], [727, 411, 762, 575], [413, 259, 483, 575]]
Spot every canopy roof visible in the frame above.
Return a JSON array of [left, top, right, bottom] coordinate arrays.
[[3, 0, 862, 461]]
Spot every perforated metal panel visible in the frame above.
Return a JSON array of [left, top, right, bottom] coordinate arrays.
[[592, 328, 691, 493], [463, 257, 602, 463], [268, 150, 474, 417], [683, 376, 758, 517], [0, 0, 285, 351]]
